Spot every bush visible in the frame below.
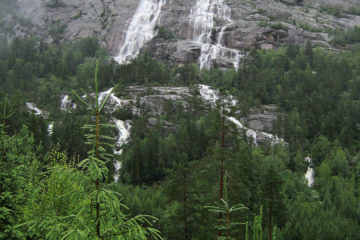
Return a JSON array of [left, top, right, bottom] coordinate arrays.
[[320, 6, 344, 18], [331, 27, 360, 45], [271, 23, 288, 31], [156, 26, 175, 40], [346, 7, 360, 16], [300, 22, 322, 32], [45, 0, 66, 8]]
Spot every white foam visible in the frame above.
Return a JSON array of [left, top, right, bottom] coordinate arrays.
[[113, 119, 132, 182], [60, 95, 76, 111], [26, 102, 43, 116], [114, 0, 165, 64], [48, 122, 54, 136], [98, 88, 124, 112], [198, 84, 284, 146], [304, 157, 314, 187], [189, 0, 243, 69]]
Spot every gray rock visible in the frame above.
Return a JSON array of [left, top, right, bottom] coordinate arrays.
[[2, 0, 360, 66], [240, 104, 281, 132]]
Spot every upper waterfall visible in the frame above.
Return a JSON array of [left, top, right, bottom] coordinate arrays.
[[189, 0, 243, 69], [114, 0, 165, 64]]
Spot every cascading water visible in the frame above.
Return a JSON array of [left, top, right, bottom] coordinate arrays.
[[60, 95, 70, 110], [189, 0, 243, 69], [48, 122, 54, 136], [114, 0, 165, 64], [98, 88, 125, 113], [26, 102, 43, 116], [113, 119, 132, 182], [304, 157, 314, 187], [198, 84, 284, 146]]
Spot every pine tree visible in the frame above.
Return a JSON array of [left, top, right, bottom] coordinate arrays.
[[18, 61, 163, 240], [205, 174, 248, 240], [261, 165, 285, 240]]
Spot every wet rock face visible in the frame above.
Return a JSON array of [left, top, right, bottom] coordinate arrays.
[[2, 0, 360, 66], [3, 0, 140, 54], [126, 86, 192, 115], [240, 105, 281, 133]]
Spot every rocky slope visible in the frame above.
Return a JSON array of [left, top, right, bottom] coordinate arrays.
[[1, 0, 360, 68]]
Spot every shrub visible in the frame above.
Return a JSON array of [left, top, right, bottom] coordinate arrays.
[[156, 26, 176, 40], [271, 23, 288, 31], [45, 0, 67, 8]]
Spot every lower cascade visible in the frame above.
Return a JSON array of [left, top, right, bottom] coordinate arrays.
[[114, 0, 165, 64], [304, 157, 314, 187], [113, 119, 132, 182], [198, 85, 284, 146]]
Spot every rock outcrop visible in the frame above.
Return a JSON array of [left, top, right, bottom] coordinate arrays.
[[1, 0, 360, 67]]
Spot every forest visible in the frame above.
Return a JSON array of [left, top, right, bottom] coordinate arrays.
[[0, 37, 359, 239]]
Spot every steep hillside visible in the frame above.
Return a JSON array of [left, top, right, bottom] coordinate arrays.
[[2, 0, 360, 68]]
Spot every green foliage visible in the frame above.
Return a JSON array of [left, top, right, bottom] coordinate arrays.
[[320, 6, 345, 18], [0, 126, 39, 239], [258, 20, 268, 28], [205, 175, 248, 239], [346, 6, 360, 16], [156, 26, 176, 40], [250, 206, 263, 240], [1, 36, 360, 240], [331, 27, 360, 45], [299, 22, 322, 32], [8, 61, 164, 239], [270, 23, 288, 31], [45, 0, 67, 8]]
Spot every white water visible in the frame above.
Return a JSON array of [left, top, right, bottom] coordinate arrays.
[[98, 88, 125, 112], [199, 84, 219, 105], [304, 157, 314, 187], [60, 95, 76, 111], [113, 119, 132, 182], [227, 116, 258, 146], [96, 89, 132, 182], [114, 161, 122, 183], [198, 84, 284, 146], [114, 0, 165, 64], [26, 102, 43, 116], [60, 95, 70, 110], [59, 90, 130, 182], [48, 122, 54, 136], [189, 0, 243, 69]]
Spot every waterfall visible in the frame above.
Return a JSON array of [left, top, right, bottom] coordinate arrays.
[[26, 102, 43, 116], [60, 95, 69, 110], [48, 122, 54, 136], [98, 88, 125, 113], [304, 157, 314, 187], [114, 0, 165, 64], [189, 0, 243, 69], [113, 119, 132, 182], [198, 84, 284, 146], [60, 95, 76, 111]]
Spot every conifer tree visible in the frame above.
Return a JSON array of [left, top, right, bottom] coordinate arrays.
[[72, 61, 162, 239], [262, 165, 285, 240], [18, 61, 163, 240], [205, 174, 248, 240]]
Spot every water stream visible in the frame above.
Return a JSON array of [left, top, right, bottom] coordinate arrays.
[[26, 102, 43, 116], [114, 0, 165, 64], [304, 157, 314, 187], [113, 119, 132, 182], [189, 0, 243, 69], [198, 84, 284, 146]]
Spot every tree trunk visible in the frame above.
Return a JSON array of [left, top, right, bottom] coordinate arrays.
[[183, 171, 188, 240], [95, 110, 101, 238], [268, 202, 272, 240], [218, 100, 225, 237]]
